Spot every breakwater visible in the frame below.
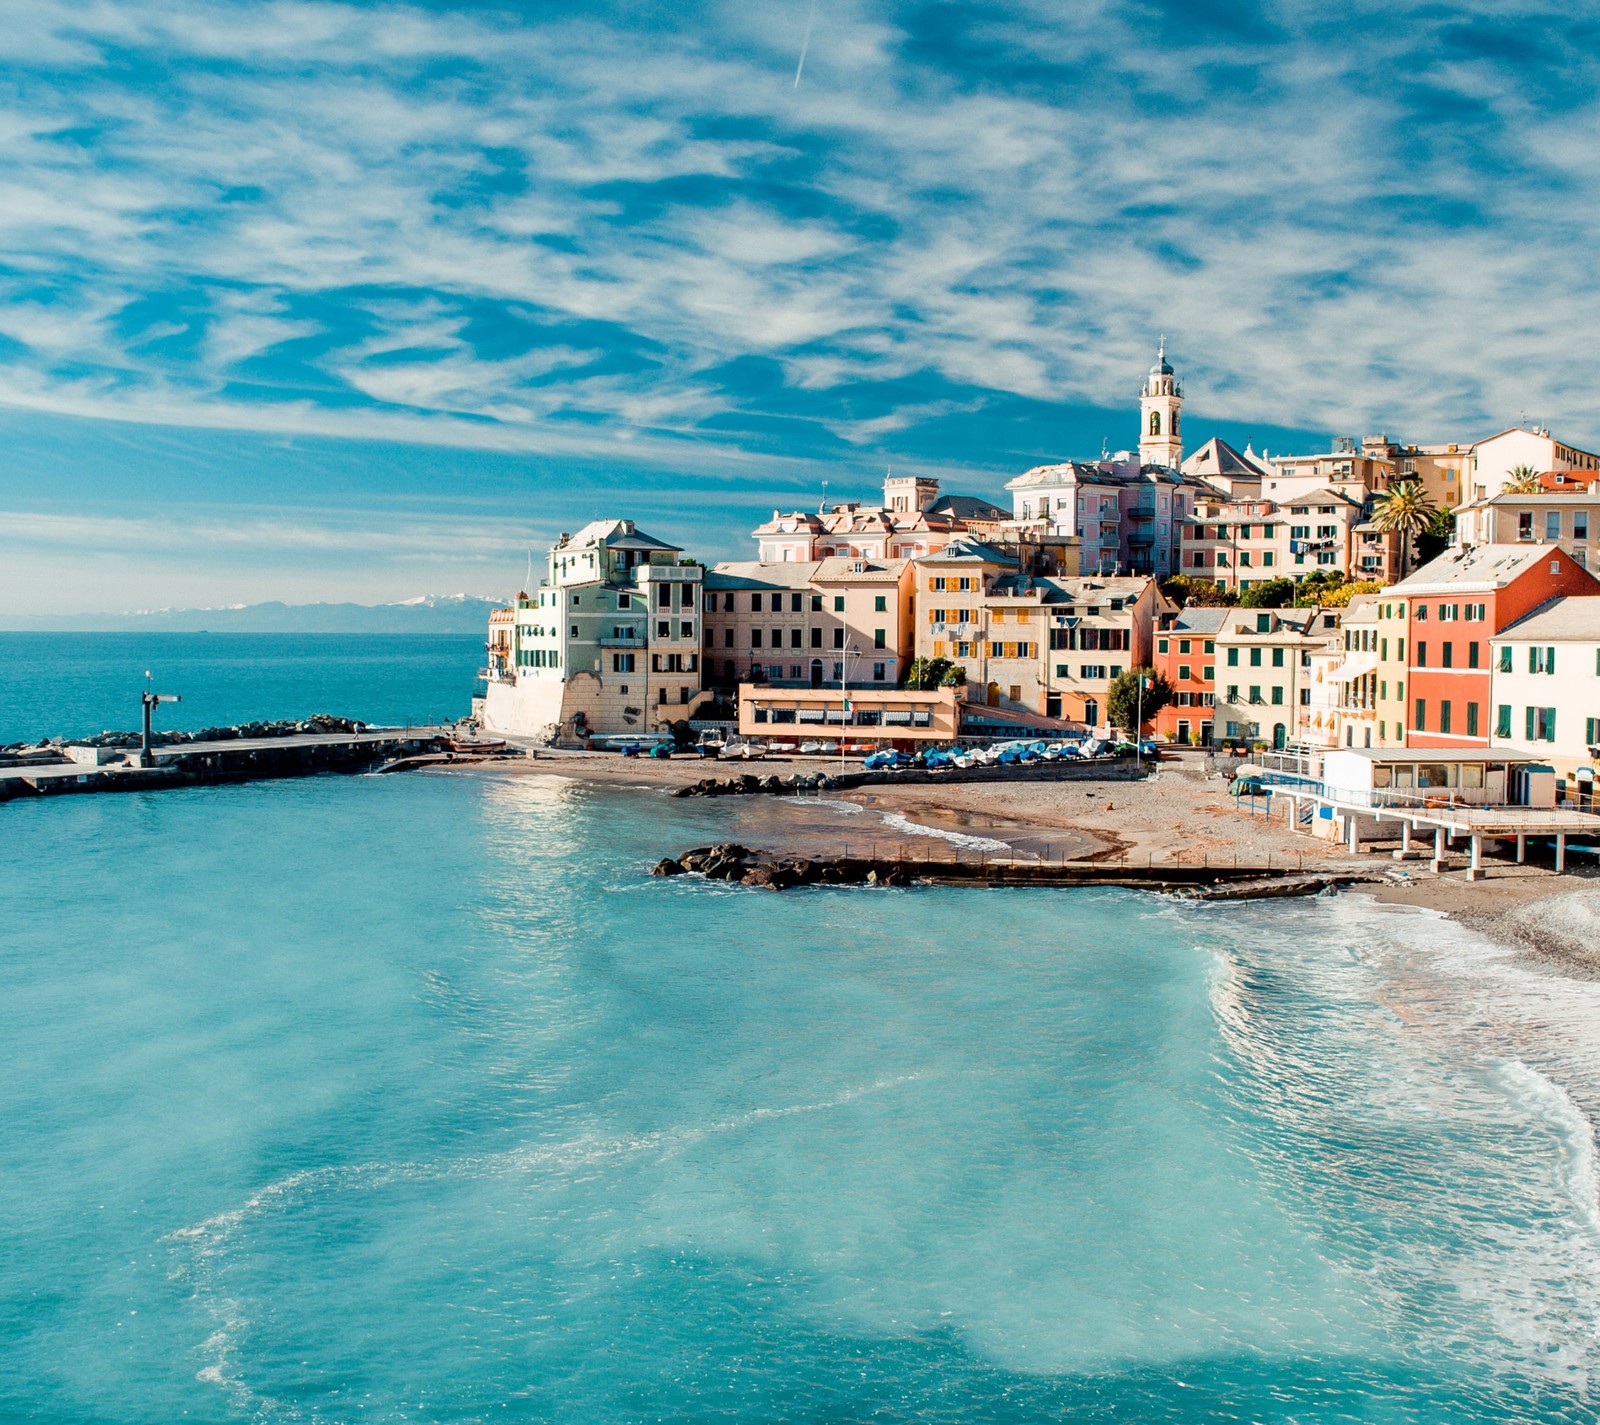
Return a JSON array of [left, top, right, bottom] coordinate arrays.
[[651, 842, 1371, 898], [0, 721, 511, 803], [671, 758, 1150, 799]]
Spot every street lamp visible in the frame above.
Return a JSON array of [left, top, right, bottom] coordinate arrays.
[[840, 642, 861, 765], [139, 681, 181, 768]]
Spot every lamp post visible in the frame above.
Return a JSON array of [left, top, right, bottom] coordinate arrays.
[[1135, 673, 1148, 771], [139, 685, 182, 768], [840, 642, 860, 765]]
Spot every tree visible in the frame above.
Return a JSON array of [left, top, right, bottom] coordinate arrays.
[[1369, 478, 1439, 579], [1107, 667, 1173, 737], [1318, 579, 1383, 608], [939, 664, 968, 688], [1239, 577, 1296, 609], [1504, 464, 1542, 494], [1416, 507, 1454, 566], [1161, 574, 1238, 608], [904, 656, 952, 690]]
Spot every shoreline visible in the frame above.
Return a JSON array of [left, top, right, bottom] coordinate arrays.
[[438, 747, 1600, 963]]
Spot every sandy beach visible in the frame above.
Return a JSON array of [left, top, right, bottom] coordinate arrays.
[[448, 745, 1599, 946]]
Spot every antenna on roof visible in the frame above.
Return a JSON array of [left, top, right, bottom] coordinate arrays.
[[1100, 436, 1109, 460], [819, 479, 828, 514]]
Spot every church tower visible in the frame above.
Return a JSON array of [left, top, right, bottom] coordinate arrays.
[[1139, 337, 1183, 468]]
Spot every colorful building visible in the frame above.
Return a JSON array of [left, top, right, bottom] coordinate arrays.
[[1212, 606, 1341, 750], [1150, 606, 1228, 745], [1389, 544, 1599, 750]]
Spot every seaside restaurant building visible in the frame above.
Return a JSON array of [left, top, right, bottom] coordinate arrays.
[[1267, 747, 1600, 877], [738, 686, 960, 746]]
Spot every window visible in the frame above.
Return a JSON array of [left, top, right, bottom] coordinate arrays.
[[751, 592, 763, 612], [991, 642, 1003, 658], [1498, 645, 1512, 672], [1526, 706, 1557, 742], [1468, 641, 1479, 669], [834, 595, 845, 612], [811, 594, 823, 611], [704, 592, 717, 612], [1417, 641, 1427, 668], [1226, 684, 1239, 702], [570, 625, 579, 639], [751, 629, 763, 648], [874, 595, 887, 612], [1178, 664, 1192, 681], [873, 662, 887, 682], [873, 628, 886, 649], [1271, 686, 1284, 705], [1271, 648, 1284, 668], [1439, 701, 1452, 735], [1249, 685, 1263, 704], [1250, 648, 1262, 667], [724, 628, 734, 647], [1547, 511, 1563, 540], [1442, 642, 1453, 669], [1158, 638, 1170, 654], [791, 628, 803, 648], [1415, 605, 1427, 621], [811, 628, 822, 648], [1204, 640, 1215, 654], [1529, 646, 1556, 674], [833, 629, 844, 648], [1227, 648, 1239, 666], [611, 653, 635, 672], [658, 621, 670, 639], [1577, 513, 1590, 540], [1256, 614, 1271, 632], [1467, 702, 1479, 737], [1180, 638, 1192, 653], [1203, 665, 1214, 680], [1415, 698, 1426, 731]]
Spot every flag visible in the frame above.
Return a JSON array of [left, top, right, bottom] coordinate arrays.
[[843, 697, 853, 712]]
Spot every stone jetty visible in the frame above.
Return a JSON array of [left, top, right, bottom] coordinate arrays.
[[651, 843, 1373, 898]]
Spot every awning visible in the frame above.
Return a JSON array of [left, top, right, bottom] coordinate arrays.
[[884, 710, 914, 725]]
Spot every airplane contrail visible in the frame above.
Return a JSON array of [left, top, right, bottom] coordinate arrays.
[[793, 0, 817, 88]]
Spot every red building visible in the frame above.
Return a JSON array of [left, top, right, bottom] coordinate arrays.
[[1151, 606, 1229, 744], [1394, 544, 1599, 748]]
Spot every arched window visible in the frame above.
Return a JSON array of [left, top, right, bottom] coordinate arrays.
[[1149, 410, 1162, 436]]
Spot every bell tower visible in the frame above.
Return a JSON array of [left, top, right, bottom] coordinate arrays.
[[1139, 337, 1184, 468]]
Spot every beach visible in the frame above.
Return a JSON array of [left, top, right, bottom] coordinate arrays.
[[457, 745, 1599, 947]]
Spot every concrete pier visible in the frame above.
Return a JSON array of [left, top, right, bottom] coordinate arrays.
[[0, 727, 468, 803]]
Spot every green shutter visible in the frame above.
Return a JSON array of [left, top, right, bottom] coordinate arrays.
[[1526, 706, 1535, 740]]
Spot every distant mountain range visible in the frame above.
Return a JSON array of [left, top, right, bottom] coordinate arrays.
[[1, 594, 504, 634]]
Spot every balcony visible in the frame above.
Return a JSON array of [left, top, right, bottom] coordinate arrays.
[[598, 632, 644, 647]]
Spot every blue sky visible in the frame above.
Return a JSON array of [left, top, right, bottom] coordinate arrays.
[[2, 0, 1597, 613]]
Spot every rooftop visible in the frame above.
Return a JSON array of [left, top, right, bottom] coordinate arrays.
[[1495, 593, 1600, 642], [1392, 542, 1584, 595]]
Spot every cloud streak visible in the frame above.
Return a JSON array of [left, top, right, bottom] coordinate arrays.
[[2, 0, 1599, 605]]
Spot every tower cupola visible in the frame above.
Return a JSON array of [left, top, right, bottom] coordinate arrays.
[[1139, 336, 1184, 468]]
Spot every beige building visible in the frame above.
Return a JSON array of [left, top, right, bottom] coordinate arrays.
[[739, 685, 961, 744], [1213, 606, 1341, 749], [1454, 489, 1600, 571], [1372, 593, 1411, 747], [702, 557, 915, 693], [1302, 593, 1380, 749], [914, 540, 1165, 731], [482, 520, 705, 741], [1489, 595, 1600, 793], [1361, 436, 1470, 510]]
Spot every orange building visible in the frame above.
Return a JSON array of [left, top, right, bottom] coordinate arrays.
[[1150, 606, 1229, 745], [1392, 544, 1600, 749]]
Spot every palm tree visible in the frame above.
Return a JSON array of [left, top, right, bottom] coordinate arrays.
[[1503, 464, 1542, 494], [1369, 479, 1439, 580]]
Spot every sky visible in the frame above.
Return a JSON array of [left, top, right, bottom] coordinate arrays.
[[2, 0, 1598, 614]]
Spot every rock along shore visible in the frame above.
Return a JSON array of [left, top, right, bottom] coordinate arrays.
[[650, 842, 1375, 898]]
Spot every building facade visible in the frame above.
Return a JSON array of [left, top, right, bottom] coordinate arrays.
[[1453, 489, 1600, 571], [481, 520, 705, 741], [1489, 595, 1600, 793], [1389, 544, 1600, 750], [702, 558, 915, 693], [1150, 606, 1228, 745], [1212, 606, 1341, 750], [1465, 427, 1600, 502]]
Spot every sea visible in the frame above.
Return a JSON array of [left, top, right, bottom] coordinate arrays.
[[4, 638, 1600, 1422], [0, 632, 483, 745]]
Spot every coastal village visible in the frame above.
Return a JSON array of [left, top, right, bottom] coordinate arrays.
[[474, 345, 1600, 891]]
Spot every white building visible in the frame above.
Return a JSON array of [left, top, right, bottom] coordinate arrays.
[[1489, 594, 1600, 797], [482, 520, 705, 742], [1466, 427, 1600, 502]]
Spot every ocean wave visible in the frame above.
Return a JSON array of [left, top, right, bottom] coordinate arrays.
[[877, 811, 1011, 852]]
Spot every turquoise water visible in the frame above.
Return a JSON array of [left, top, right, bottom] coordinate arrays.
[[0, 633, 482, 744], [4, 770, 1600, 1421]]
